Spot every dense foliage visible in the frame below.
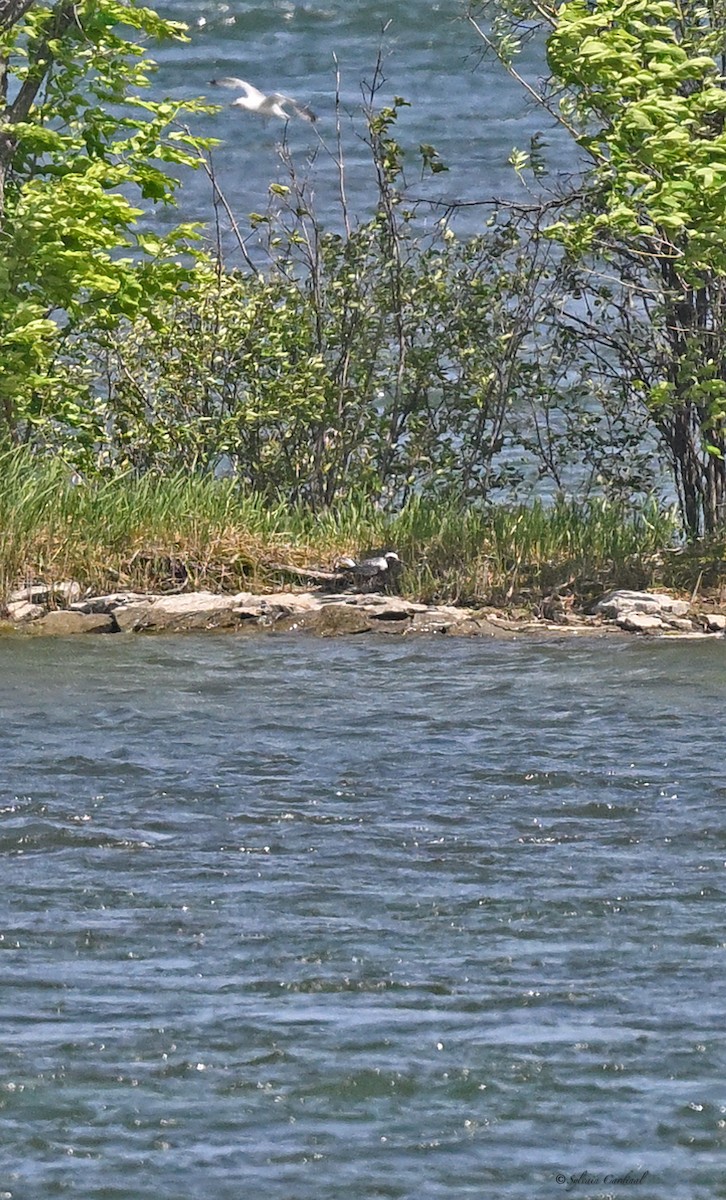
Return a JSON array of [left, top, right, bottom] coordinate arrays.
[[0, 0, 207, 443], [96, 199, 563, 507], [470, 0, 726, 534], [3, 0, 726, 543]]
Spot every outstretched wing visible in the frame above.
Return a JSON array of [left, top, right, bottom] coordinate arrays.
[[270, 92, 317, 123], [209, 77, 248, 90]]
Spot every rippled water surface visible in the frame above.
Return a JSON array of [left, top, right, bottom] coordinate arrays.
[[144, 1, 576, 242], [1, 633, 725, 1199]]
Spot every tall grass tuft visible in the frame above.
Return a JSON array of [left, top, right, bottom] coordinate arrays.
[[0, 449, 691, 608], [383, 495, 681, 606]]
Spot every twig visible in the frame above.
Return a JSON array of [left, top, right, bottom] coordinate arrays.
[[466, 13, 603, 164], [190, 138, 258, 273], [332, 53, 350, 238], [268, 562, 341, 582]]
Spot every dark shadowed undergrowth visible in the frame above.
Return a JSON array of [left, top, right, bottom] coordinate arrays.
[[0, 450, 710, 610]]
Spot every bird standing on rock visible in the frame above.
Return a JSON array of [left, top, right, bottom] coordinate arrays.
[[335, 551, 402, 590], [209, 77, 317, 123]]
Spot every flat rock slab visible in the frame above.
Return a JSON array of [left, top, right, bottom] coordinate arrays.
[[445, 616, 518, 638], [596, 589, 690, 620], [668, 618, 696, 632], [369, 617, 410, 634], [274, 604, 373, 636], [408, 611, 458, 633], [6, 600, 45, 623], [234, 592, 321, 622], [9, 580, 82, 605], [71, 592, 154, 614], [618, 611, 666, 633], [359, 595, 428, 618], [27, 611, 117, 636], [112, 592, 246, 633]]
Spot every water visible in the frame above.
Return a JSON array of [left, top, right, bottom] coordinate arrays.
[[1, 633, 725, 1199], [144, 1, 577, 248]]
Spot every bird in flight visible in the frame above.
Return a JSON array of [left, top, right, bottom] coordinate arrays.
[[209, 77, 317, 123]]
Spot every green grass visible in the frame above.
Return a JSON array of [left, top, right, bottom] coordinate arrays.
[[0, 448, 715, 610]]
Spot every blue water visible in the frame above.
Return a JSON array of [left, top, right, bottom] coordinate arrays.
[[144, 1, 575, 247], [1, 633, 725, 1198]]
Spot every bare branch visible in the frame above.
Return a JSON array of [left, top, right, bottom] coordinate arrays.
[[466, 13, 605, 165], [190, 138, 259, 274]]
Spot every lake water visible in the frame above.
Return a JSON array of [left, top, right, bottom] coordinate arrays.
[[146, 0, 576, 249], [1, 632, 725, 1199]]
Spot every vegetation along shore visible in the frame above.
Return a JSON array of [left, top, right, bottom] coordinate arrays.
[[2, 1, 726, 619], [1, 452, 725, 637]]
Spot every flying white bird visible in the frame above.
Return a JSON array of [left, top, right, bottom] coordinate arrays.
[[209, 77, 317, 123]]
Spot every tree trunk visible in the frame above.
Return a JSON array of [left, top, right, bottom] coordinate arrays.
[[702, 435, 726, 533], [0, 0, 36, 31], [659, 270, 726, 536], [0, 0, 74, 220], [662, 406, 703, 536]]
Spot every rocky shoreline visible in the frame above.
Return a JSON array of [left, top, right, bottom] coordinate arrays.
[[2, 583, 725, 639]]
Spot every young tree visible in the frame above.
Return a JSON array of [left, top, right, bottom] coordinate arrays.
[[0, 0, 206, 447], [469, 0, 726, 535]]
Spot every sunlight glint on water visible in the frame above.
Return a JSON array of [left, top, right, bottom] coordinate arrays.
[[148, 1, 577, 245], [1, 633, 725, 1199]]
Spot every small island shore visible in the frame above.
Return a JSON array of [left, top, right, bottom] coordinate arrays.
[[3, 583, 725, 640], [3, 451, 726, 642]]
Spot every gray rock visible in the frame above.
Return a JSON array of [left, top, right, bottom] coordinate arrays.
[[231, 604, 265, 621], [233, 592, 322, 627], [317, 605, 374, 636], [6, 600, 45, 623], [368, 617, 411, 634], [406, 606, 482, 634], [261, 591, 318, 610], [274, 604, 373, 636], [617, 611, 665, 633], [55, 580, 83, 604], [28, 611, 116, 636], [112, 592, 244, 633], [666, 618, 696, 632], [445, 616, 518, 638], [7, 583, 52, 604], [358, 594, 427, 617], [704, 613, 726, 632], [110, 601, 153, 632], [596, 589, 690, 620], [8, 579, 82, 605], [408, 611, 455, 634], [259, 592, 321, 623], [71, 592, 152, 614]]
